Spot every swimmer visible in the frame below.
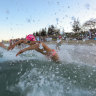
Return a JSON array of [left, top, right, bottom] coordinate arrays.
[[0, 42, 8, 49], [8, 34, 59, 62], [0, 38, 23, 50]]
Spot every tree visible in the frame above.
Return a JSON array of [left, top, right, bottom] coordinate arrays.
[[48, 25, 60, 36], [36, 32, 39, 36], [48, 25, 55, 35], [33, 32, 36, 36], [41, 28, 47, 36], [72, 19, 81, 33], [82, 18, 96, 30]]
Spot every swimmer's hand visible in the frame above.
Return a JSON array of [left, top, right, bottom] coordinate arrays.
[[8, 45, 15, 50], [16, 50, 23, 56]]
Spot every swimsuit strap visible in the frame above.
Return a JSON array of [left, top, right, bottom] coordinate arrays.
[[51, 49, 56, 56], [46, 49, 56, 59]]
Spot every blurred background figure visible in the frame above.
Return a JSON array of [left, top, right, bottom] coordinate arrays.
[[56, 35, 62, 50]]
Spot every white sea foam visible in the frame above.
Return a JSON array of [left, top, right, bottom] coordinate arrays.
[[12, 64, 96, 96], [0, 43, 96, 65], [3, 43, 96, 96], [49, 44, 96, 65]]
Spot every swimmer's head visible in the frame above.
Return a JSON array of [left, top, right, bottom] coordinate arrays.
[[26, 34, 36, 41]]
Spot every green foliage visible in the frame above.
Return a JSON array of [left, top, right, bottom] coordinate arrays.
[[41, 28, 47, 36], [48, 25, 60, 36], [72, 19, 81, 33], [36, 32, 39, 36]]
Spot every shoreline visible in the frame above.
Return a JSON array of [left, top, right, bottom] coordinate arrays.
[[3, 40, 96, 46], [45, 40, 96, 45]]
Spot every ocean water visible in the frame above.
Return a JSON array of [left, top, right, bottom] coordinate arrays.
[[0, 43, 96, 96]]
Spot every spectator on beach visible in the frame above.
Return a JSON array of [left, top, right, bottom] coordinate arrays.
[[8, 34, 59, 62], [56, 36, 62, 50], [36, 36, 40, 41], [88, 30, 92, 39]]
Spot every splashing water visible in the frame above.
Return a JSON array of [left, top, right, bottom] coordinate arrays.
[[0, 43, 96, 96]]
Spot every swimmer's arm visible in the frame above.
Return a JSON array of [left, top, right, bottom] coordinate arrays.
[[8, 40, 26, 50], [16, 45, 36, 56], [8, 39, 40, 50], [14, 39, 27, 45]]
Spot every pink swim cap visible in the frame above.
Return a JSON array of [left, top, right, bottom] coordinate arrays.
[[26, 34, 36, 41], [59, 36, 62, 39]]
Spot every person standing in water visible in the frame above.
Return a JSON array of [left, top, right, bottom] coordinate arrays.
[[56, 36, 62, 50], [8, 34, 59, 62]]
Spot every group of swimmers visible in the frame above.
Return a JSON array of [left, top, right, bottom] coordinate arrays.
[[0, 34, 60, 62]]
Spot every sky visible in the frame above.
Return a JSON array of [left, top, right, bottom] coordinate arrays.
[[0, 0, 96, 41]]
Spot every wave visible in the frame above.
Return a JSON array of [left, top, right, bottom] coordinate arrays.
[[0, 43, 96, 96], [3, 59, 96, 96], [0, 44, 96, 65]]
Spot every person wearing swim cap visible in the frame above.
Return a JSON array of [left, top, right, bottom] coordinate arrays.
[[8, 34, 59, 62]]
